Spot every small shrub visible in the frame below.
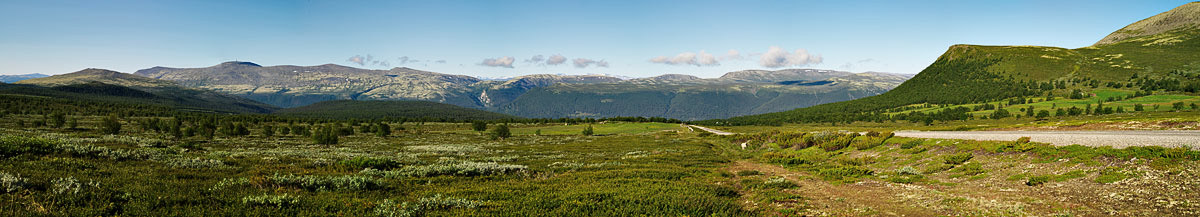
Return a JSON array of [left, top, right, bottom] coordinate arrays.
[[267, 173, 382, 191], [943, 153, 973, 165], [760, 177, 798, 189], [817, 165, 873, 181], [581, 125, 594, 136], [242, 194, 300, 208], [166, 157, 229, 169], [52, 177, 82, 194], [488, 124, 511, 140], [1, 172, 28, 193], [949, 162, 985, 177], [900, 140, 922, 149], [1026, 175, 1050, 186], [338, 157, 401, 170], [1095, 168, 1135, 184], [922, 164, 954, 174], [361, 160, 527, 178], [0, 136, 57, 157]]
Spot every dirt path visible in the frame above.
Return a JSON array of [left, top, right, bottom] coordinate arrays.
[[688, 125, 735, 135], [894, 130, 1200, 148]]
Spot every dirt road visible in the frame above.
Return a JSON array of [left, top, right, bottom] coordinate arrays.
[[894, 130, 1200, 148], [688, 125, 735, 135]]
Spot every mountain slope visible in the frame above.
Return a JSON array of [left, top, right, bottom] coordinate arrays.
[[275, 100, 518, 121], [497, 71, 906, 120], [135, 62, 482, 108], [707, 2, 1200, 125], [16, 68, 277, 113], [1095, 2, 1200, 46]]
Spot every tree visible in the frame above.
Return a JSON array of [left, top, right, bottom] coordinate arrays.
[[1035, 110, 1050, 119], [49, 112, 66, 128], [581, 125, 594, 136], [1173, 102, 1186, 111], [100, 115, 121, 135], [1025, 106, 1034, 118], [170, 119, 183, 139], [488, 124, 511, 140], [990, 108, 1011, 119], [312, 126, 338, 145], [1055, 108, 1066, 117], [1134, 104, 1144, 111], [66, 117, 78, 129], [472, 121, 488, 132], [262, 125, 275, 137], [375, 123, 391, 137]]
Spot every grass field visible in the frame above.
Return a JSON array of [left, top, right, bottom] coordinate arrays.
[[0, 119, 748, 216], [2, 115, 1199, 216]]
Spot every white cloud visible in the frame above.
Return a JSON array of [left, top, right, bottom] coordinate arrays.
[[479, 56, 515, 68], [572, 58, 608, 68], [649, 50, 720, 67], [722, 49, 744, 60], [348, 55, 391, 67], [546, 54, 567, 65], [347, 55, 366, 66], [759, 46, 822, 68], [524, 55, 545, 64]]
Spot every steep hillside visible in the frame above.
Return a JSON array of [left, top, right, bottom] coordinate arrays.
[[275, 100, 518, 121], [16, 68, 277, 113], [708, 3, 1200, 125], [1095, 2, 1200, 46]]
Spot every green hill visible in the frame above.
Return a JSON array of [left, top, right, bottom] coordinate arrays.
[[706, 3, 1200, 125], [275, 100, 519, 121]]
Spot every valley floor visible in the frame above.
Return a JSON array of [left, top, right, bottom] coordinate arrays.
[[1, 118, 1198, 216]]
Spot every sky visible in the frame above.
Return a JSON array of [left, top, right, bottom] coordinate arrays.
[[0, 0, 1192, 78]]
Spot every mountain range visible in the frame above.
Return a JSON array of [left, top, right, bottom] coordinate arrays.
[[0, 73, 48, 83], [13, 68, 277, 114], [134, 64, 910, 120]]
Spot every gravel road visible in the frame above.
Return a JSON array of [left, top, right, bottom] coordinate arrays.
[[689, 125, 735, 135], [894, 130, 1200, 148]]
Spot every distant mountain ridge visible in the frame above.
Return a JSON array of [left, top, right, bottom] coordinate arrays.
[[133, 61, 909, 120], [17, 68, 277, 113], [0, 73, 49, 83]]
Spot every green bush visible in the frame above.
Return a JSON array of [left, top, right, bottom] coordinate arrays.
[[338, 157, 400, 170], [0, 136, 57, 157], [242, 194, 300, 208], [943, 152, 973, 165], [488, 124, 511, 140], [816, 165, 873, 181], [1095, 168, 1135, 184], [1026, 175, 1050, 186], [900, 140, 922, 149]]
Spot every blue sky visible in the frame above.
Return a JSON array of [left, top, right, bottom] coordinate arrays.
[[0, 0, 1192, 78]]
